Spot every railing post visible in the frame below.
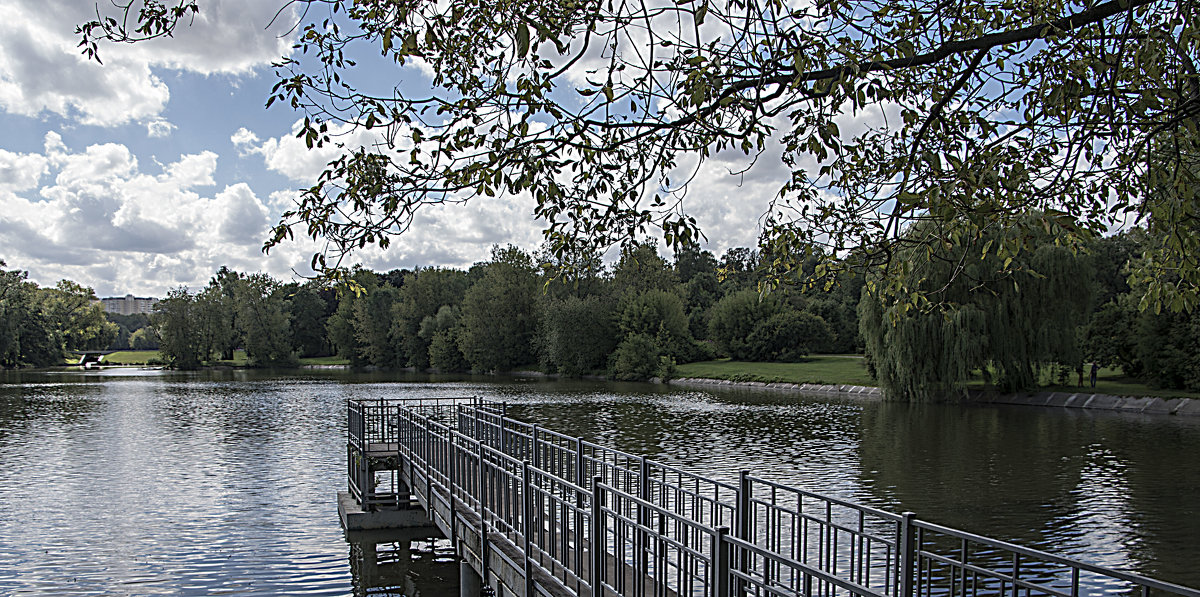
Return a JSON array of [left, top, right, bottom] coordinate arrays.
[[447, 425, 457, 549], [424, 421, 433, 506], [712, 526, 730, 597], [531, 424, 540, 470], [523, 460, 535, 597], [899, 512, 917, 597], [736, 470, 751, 595], [575, 437, 586, 487], [499, 417, 507, 454], [637, 456, 650, 578], [591, 476, 605, 597], [479, 439, 491, 587]]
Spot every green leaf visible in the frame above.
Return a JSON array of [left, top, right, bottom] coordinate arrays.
[[516, 23, 530, 58]]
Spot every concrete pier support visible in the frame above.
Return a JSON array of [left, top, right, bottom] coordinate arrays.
[[460, 560, 482, 597], [338, 491, 439, 532]]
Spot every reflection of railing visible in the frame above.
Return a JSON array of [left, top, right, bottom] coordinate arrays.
[[347, 398, 1200, 597]]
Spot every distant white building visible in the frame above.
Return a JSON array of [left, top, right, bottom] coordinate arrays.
[[100, 294, 159, 315]]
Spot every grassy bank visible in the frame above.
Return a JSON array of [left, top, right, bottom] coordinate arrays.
[[675, 359, 1200, 400], [674, 356, 875, 386], [102, 350, 162, 365]]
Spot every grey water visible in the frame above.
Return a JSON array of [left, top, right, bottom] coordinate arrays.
[[0, 368, 1197, 595]]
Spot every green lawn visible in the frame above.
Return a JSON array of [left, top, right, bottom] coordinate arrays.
[[675, 359, 1200, 400], [299, 355, 351, 366], [675, 356, 875, 386], [101, 350, 163, 365]]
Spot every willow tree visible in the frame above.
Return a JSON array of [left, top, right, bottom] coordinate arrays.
[[80, 0, 1200, 308], [859, 218, 1093, 401]]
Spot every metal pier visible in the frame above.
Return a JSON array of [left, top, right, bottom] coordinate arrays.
[[344, 396, 1200, 597]]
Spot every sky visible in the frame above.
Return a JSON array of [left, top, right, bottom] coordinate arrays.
[[0, 0, 789, 298]]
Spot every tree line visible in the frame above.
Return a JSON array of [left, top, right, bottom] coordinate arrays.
[[149, 244, 864, 378], [148, 222, 1200, 398], [5, 222, 1196, 399]]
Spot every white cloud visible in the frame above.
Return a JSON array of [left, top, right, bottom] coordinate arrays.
[[231, 127, 261, 152], [241, 119, 391, 182], [0, 148, 48, 193], [214, 183, 269, 243], [0, 0, 296, 127], [0, 133, 289, 295], [147, 119, 177, 138]]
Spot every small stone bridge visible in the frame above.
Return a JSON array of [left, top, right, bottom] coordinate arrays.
[[340, 396, 1200, 597]]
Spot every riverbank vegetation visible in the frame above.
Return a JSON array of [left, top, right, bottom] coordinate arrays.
[[5, 225, 1199, 400], [0, 261, 118, 368], [140, 243, 864, 375]]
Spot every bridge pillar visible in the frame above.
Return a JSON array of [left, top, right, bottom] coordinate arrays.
[[460, 560, 482, 597]]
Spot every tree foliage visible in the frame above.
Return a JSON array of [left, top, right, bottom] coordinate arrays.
[[235, 273, 296, 367], [457, 246, 540, 372], [83, 0, 1200, 306], [37, 281, 117, 352], [0, 262, 61, 368], [154, 287, 204, 369], [536, 295, 618, 376], [393, 267, 470, 368], [859, 218, 1094, 401]]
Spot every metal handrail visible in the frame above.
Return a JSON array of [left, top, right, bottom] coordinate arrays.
[[912, 519, 1200, 597], [346, 397, 1200, 597]]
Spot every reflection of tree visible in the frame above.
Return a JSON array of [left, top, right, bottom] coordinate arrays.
[[858, 403, 1200, 587], [0, 376, 105, 441], [857, 403, 1090, 540]]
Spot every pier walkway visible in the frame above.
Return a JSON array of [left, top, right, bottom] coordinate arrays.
[[344, 396, 1200, 597]]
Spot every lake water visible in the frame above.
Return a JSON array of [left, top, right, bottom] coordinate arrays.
[[1, 368, 1197, 595]]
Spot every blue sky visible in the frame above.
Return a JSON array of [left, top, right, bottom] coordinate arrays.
[[0, 0, 784, 297]]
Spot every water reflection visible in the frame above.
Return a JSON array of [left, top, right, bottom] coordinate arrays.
[[856, 401, 1200, 584], [0, 370, 1196, 593]]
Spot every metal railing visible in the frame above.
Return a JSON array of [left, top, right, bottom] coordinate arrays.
[[346, 397, 1200, 597]]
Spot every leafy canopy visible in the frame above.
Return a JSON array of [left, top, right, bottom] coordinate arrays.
[[80, 0, 1200, 307]]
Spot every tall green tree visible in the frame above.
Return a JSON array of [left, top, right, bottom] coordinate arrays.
[[195, 283, 231, 362], [392, 268, 470, 369], [153, 287, 204, 369], [611, 242, 678, 298], [536, 295, 617, 376], [706, 290, 776, 358], [289, 284, 331, 357], [0, 262, 60, 368], [209, 267, 243, 360], [419, 306, 469, 372], [353, 283, 399, 367], [859, 218, 1094, 401], [457, 246, 540, 372], [235, 273, 296, 367], [675, 245, 721, 339]]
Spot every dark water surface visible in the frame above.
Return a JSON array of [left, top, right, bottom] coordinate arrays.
[[0, 368, 1197, 595]]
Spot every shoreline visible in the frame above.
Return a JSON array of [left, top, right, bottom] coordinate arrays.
[[21, 364, 1200, 417], [668, 377, 1200, 417]]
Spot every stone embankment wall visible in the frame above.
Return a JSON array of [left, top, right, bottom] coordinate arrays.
[[671, 377, 882, 398], [669, 377, 1200, 416], [970, 390, 1200, 416]]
